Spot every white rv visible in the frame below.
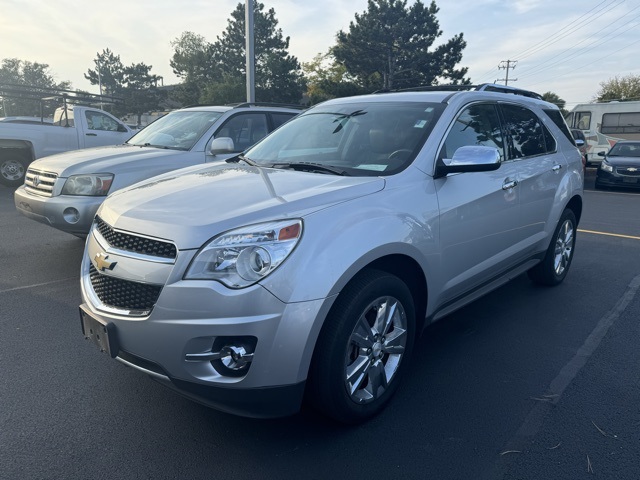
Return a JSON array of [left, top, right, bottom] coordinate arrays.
[[565, 101, 640, 164]]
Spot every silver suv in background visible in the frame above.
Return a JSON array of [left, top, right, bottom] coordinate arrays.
[[79, 85, 584, 423], [14, 103, 301, 236]]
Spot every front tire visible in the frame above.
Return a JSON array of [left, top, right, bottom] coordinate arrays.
[[308, 269, 415, 424], [528, 209, 577, 286]]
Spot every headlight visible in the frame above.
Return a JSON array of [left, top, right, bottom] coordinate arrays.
[[600, 161, 613, 173], [61, 174, 114, 196], [184, 219, 302, 288]]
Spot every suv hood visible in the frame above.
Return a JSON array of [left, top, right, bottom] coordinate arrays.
[[98, 163, 385, 249], [30, 145, 187, 176]]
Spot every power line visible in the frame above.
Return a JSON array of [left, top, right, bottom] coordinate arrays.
[[517, 8, 640, 81], [514, 0, 624, 61]]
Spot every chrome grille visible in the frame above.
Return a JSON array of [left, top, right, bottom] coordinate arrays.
[[89, 264, 162, 315], [25, 168, 57, 196], [616, 166, 640, 177], [95, 216, 177, 259]]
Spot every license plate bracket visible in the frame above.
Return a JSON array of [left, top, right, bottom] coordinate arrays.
[[622, 177, 638, 184], [80, 308, 119, 358]]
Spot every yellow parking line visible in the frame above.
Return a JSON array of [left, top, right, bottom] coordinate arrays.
[[578, 229, 640, 241]]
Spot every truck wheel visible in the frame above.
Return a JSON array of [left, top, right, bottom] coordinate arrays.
[[528, 209, 577, 286], [0, 156, 28, 187], [308, 269, 415, 424]]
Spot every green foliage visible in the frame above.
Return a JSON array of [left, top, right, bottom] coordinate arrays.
[[170, 2, 306, 105], [541, 91, 568, 116], [333, 0, 469, 91], [303, 53, 367, 105], [0, 58, 71, 116], [169, 32, 218, 105], [85, 49, 166, 118], [595, 75, 640, 102]]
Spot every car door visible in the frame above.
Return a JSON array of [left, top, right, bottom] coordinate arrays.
[[434, 102, 523, 301], [82, 110, 131, 148], [500, 103, 565, 254]]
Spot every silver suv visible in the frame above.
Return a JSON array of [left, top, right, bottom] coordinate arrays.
[[79, 85, 583, 423], [14, 103, 301, 236]]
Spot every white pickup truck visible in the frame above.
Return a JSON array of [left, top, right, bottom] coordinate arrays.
[[0, 105, 134, 186]]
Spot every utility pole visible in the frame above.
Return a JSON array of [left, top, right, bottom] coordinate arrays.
[[245, 0, 256, 103], [497, 60, 517, 86]]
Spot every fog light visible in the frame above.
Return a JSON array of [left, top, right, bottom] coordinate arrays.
[[63, 207, 80, 224], [220, 345, 253, 370], [185, 336, 257, 377]]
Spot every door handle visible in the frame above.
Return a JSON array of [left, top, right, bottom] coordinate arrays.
[[86, 133, 97, 136], [552, 164, 562, 172], [502, 180, 518, 190]]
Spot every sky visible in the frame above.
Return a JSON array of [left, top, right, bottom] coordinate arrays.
[[1, 0, 639, 110]]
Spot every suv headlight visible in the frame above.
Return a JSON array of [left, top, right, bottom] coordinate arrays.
[[184, 220, 303, 288], [600, 161, 613, 173], [61, 174, 114, 196]]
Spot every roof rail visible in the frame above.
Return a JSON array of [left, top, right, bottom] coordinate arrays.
[[475, 83, 543, 100], [182, 102, 305, 110], [373, 85, 475, 94], [373, 83, 543, 100], [228, 102, 305, 110]]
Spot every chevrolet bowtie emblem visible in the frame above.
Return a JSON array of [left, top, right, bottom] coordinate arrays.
[[94, 252, 117, 272], [628, 167, 638, 172]]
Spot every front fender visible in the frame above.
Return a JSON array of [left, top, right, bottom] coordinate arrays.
[[261, 178, 439, 305]]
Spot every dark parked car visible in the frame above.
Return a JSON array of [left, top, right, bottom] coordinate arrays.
[[595, 140, 640, 190]]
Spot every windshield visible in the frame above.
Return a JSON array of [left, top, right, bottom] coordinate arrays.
[[609, 142, 640, 157], [245, 101, 443, 176], [127, 110, 224, 150]]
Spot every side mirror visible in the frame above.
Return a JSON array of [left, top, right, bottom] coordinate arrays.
[[117, 124, 129, 133], [574, 139, 585, 147], [209, 137, 235, 155], [435, 145, 501, 178], [597, 151, 606, 157]]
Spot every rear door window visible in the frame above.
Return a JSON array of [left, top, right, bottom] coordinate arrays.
[[501, 104, 554, 159]]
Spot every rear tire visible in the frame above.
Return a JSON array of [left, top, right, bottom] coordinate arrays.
[[308, 269, 415, 424], [0, 155, 29, 187], [528, 209, 577, 286]]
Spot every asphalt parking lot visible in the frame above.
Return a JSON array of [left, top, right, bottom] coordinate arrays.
[[1, 168, 639, 480]]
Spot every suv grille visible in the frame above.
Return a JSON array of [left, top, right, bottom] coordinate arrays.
[[25, 168, 57, 196], [89, 264, 162, 314], [95, 216, 177, 259]]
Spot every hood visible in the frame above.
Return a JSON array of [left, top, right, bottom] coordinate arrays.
[[29, 145, 187, 176], [98, 163, 385, 249], [604, 155, 640, 167]]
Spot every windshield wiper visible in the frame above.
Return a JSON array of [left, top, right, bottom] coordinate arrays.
[[268, 162, 349, 176], [227, 154, 257, 166]]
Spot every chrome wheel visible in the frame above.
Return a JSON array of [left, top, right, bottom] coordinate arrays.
[[553, 219, 574, 276], [0, 158, 26, 186], [308, 269, 415, 423], [344, 295, 408, 404], [528, 208, 577, 286]]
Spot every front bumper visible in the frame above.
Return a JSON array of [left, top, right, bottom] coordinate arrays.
[[80, 230, 331, 418], [595, 170, 640, 189], [14, 186, 102, 235]]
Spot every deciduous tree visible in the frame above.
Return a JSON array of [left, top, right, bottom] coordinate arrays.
[[595, 74, 640, 102], [0, 58, 70, 116], [541, 91, 567, 116]]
